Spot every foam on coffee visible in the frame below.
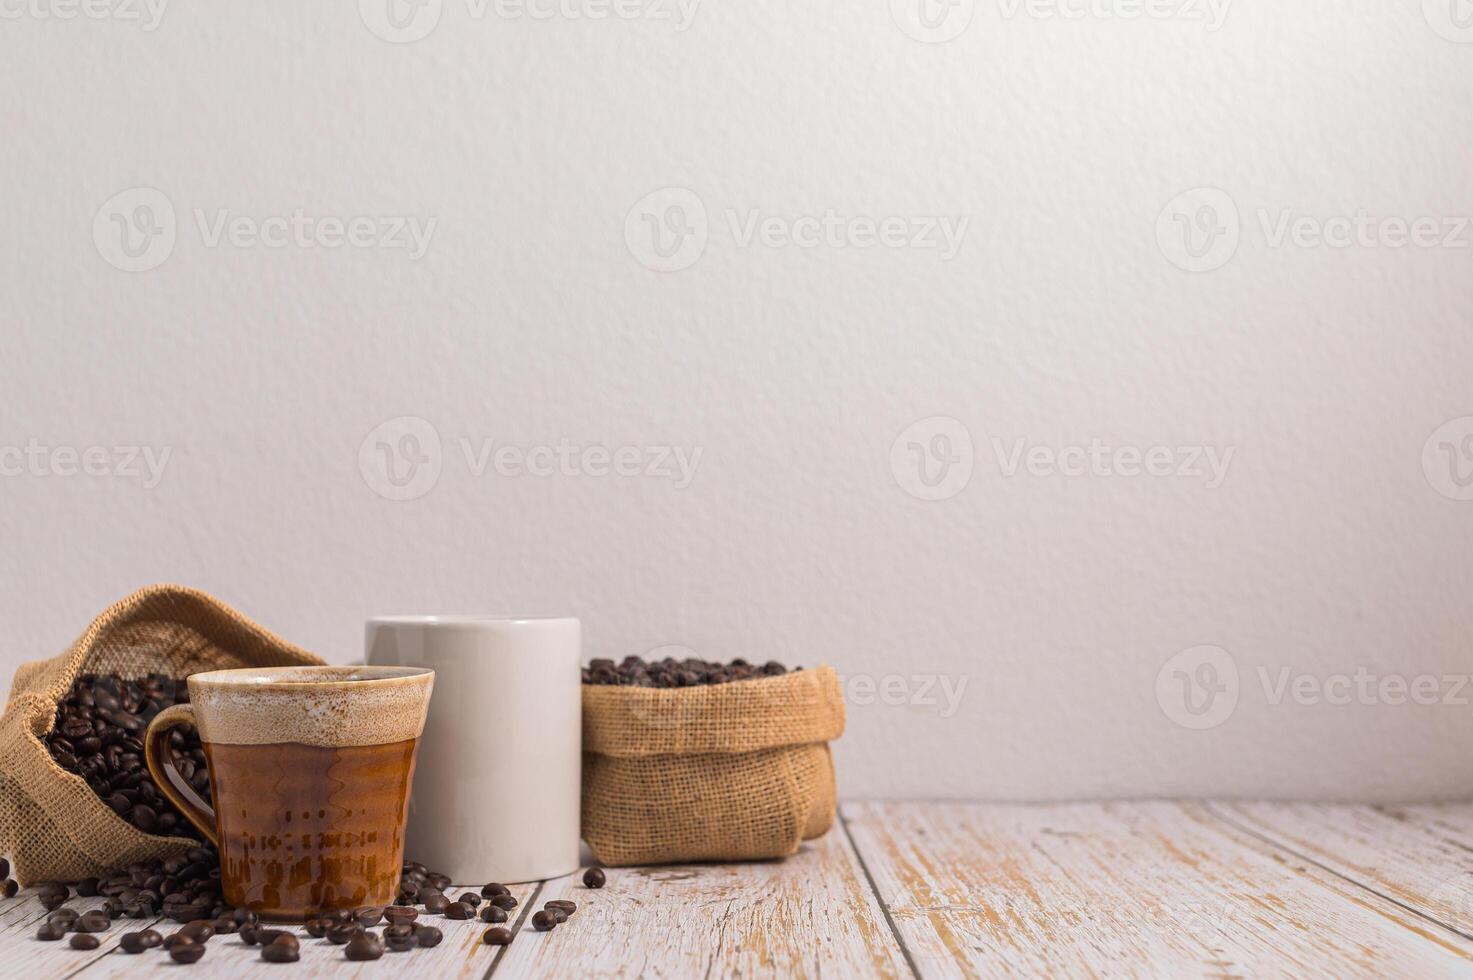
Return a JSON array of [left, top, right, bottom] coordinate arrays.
[[186, 666, 433, 747]]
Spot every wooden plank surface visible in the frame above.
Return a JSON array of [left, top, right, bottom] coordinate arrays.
[[70, 882, 537, 979], [1215, 802, 1473, 936], [490, 829, 912, 979], [842, 800, 1473, 979]]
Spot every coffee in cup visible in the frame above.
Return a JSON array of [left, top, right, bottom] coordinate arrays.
[[143, 665, 434, 921]]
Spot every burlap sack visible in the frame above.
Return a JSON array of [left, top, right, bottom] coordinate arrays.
[[0, 585, 323, 884], [581, 665, 845, 865]]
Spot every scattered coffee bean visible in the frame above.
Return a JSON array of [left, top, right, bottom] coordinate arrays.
[[180, 920, 215, 942], [443, 901, 474, 920], [36, 922, 66, 941], [385, 932, 415, 952], [75, 910, 111, 933], [69, 933, 100, 950], [213, 915, 239, 934], [75, 877, 99, 897], [483, 926, 513, 946], [531, 910, 556, 931], [119, 929, 162, 953], [426, 872, 452, 890], [414, 925, 443, 948], [546, 906, 568, 924], [355, 906, 383, 926], [326, 923, 361, 945], [262, 937, 300, 962], [48, 908, 80, 929], [547, 899, 577, 915], [2, 879, 18, 898], [170, 939, 206, 963], [305, 918, 329, 938], [423, 893, 448, 914], [163, 933, 194, 950], [345, 932, 384, 961], [489, 894, 518, 911], [583, 656, 795, 687], [481, 905, 507, 924], [480, 882, 509, 898], [0, 858, 8, 878], [456, 891, 482, 908], [255, 929, 295, 948], [582, 867, 606, 889], [233, 906, 259, 926], [383, 906, 418, 925]]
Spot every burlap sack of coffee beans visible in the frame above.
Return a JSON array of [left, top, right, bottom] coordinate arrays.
[[581, 666, 845, 865], [0, 585, 322, 884]]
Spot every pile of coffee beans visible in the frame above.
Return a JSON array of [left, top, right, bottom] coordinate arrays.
[[44, 673, 210, 841], [583, 655, 797, 687]]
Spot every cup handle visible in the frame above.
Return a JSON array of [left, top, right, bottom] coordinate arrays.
[[143, 704, 219, 847]]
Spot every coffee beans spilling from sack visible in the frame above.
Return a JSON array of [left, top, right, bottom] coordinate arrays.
[[583, 655, 797, 687], [43, 673, 210, 841]]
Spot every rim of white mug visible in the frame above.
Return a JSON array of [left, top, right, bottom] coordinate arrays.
[[368, 614, 579, 626]]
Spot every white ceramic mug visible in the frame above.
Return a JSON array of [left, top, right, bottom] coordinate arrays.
[[365, 615, 582, 883]]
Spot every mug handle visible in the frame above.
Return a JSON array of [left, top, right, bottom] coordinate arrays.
[[143, 704, 219, 847]]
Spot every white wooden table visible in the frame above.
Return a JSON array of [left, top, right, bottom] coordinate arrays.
[[8, 801, 1473, 978]]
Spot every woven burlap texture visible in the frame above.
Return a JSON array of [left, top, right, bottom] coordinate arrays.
[[581, 665, 845, 866], [0, 585, 323, 884]]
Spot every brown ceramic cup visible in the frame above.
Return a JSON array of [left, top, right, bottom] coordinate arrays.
[[143, 665, 434, 921]]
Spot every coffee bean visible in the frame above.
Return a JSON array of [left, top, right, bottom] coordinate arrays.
[[531, 910, 557, 931], [386, 933, 415, 952], [345, 933, 384, 961], [119, 929, 162, 953], [163, 933, 194, 950], [180, 920, 215, 942], [36, 922, 66, 941], [414, 925, 443, 948], [481, 882, 509, 898], [232, 906, 259, 926], [426, 872, 452, 890], [483, 926, 513, 946], [262, 936, 301, 962], [582, 656, 796, 687], [170, 940, 206, 963], [383, 906, 418, 925], [582, 867, 606, 888], [546, 907, 568, 924], [456, 891, 482, 908], [1, 879, 17, 898], [354, 906, 383, 926], [0, 858, 8, 879], [422, 894, 448, 914], [547, 899, 577, 915], [443, 901, 474, 920], [69, 933, 100, 950], [326, 923, 361, 945], [255, 929, 295, 948], [75, 877, 99, 897], [384, 922, 413, 940], [489, 893, 518, 911], [48, 908, 80, 929], [213, 915, 239, 934], [305, 918, 329, 938], [76, 910, 111, 933], [481, 905, 507, 924]]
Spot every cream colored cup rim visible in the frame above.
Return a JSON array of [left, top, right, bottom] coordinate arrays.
[[185, 664, 433, 692]]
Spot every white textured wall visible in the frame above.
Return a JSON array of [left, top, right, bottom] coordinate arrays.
[[2, 0, 1472, 801]]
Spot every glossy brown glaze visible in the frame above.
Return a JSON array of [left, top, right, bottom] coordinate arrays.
[[202, 738, 418, 920]]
